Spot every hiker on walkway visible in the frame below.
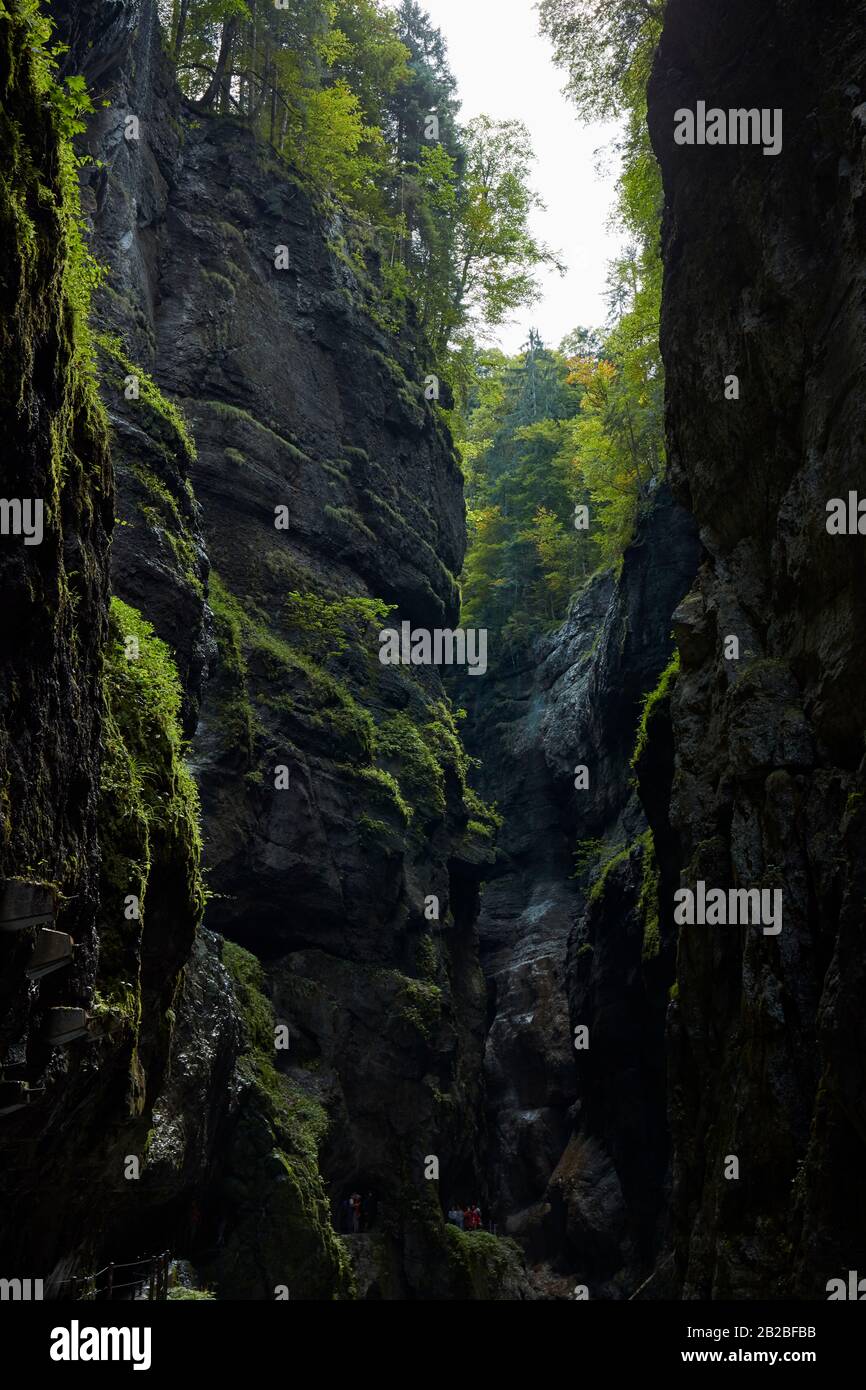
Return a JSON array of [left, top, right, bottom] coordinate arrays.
[[351, 1192, 362, 1233]]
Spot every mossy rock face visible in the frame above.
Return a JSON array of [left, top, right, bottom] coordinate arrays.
[[202, 942, 354, 1300], [37, 0, 500, 1296], [95, 334, 208, 734], [0, 0, 112, 921], [443, 1228, 531, 1300], [95, 596, 204, 1129], [0, 0, 207, 1280], [631, 653, 679, 776]]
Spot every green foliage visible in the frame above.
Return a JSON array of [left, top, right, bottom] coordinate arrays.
[[221, 938, 354, 1297], [98, 597, 204, 1024], [459, 333, 587, 644], [452, 116, 563, 347], [459, 0, 666, 650], [283, 589, 394, 662], [587, 840, 631, 904], [95, 333, 197, 461], [632, 651, 679, 770], [537, 0, 664, 124], [444, 1227, 526, 1299], [157, 0, 554, 362], [0, 0, 106, 451]]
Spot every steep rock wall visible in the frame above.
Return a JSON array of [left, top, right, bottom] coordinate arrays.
[[461, 486, 698, 1296], [45, 0, 525, 1298], [648, 0, 866, 1297]]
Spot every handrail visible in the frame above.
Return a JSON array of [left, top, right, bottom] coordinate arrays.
[[55, 1250, 171, 1300]]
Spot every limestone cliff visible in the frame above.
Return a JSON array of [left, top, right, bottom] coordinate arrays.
[[646, 0, 866, 1297], [12, 0, 528, 1299]]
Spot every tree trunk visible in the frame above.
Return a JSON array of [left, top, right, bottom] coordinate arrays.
[[200, 17, 238, 113], [173, 0, 190, 59]]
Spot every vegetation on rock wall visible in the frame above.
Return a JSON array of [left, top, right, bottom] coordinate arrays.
[[156, 0, 559, 370], [98, 597, 204, 1025], [216, 939, 354, 1299], [209, 568, 498, 844], [0, 0, 111, 890]]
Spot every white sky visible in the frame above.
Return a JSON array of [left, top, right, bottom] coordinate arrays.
[[387, 0, 624, 355]]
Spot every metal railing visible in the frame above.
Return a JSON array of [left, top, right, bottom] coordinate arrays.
[[56, 1250, 171, 1301]]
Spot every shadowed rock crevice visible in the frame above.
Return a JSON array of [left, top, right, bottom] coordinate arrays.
[[460, 486, 699, 1296]]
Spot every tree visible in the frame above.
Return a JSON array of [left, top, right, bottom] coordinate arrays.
[[453, 117, 563, 346], [536, 0, 664, 121]]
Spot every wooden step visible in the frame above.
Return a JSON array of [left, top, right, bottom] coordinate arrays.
[[25, 928, 73, 981], [0, 879, 56, 933], [43, 1007, 90, 1045]]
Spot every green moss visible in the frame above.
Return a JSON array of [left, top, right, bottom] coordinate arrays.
[[260, 656, 375, 761], [201, 399, 310, 462], [632, 651, 679, 771], [463, 783, 501, 834], [414, 933, 439, 982], [0, 0, 111, 714], [97, 597, 203, 1029], [582, 828, 660, 960], [378, 712, 445, 818], [207, 572, 258, 758], [357, 814, 390, 841], [95, 332, 196, 463], [466, 819, 492, 839], [444, 1228, 526, 1299], [200, 268, 235, 298], [133, 466, 203, 598], [393, 974, 442, 1041], [323, 504, 376, 541], [588, 842, 631, 904], [167, 1287, 217, 1300], [341, 764, 412, 825], [638, 829, 661, 960], [220, 940, 354, 1299]]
